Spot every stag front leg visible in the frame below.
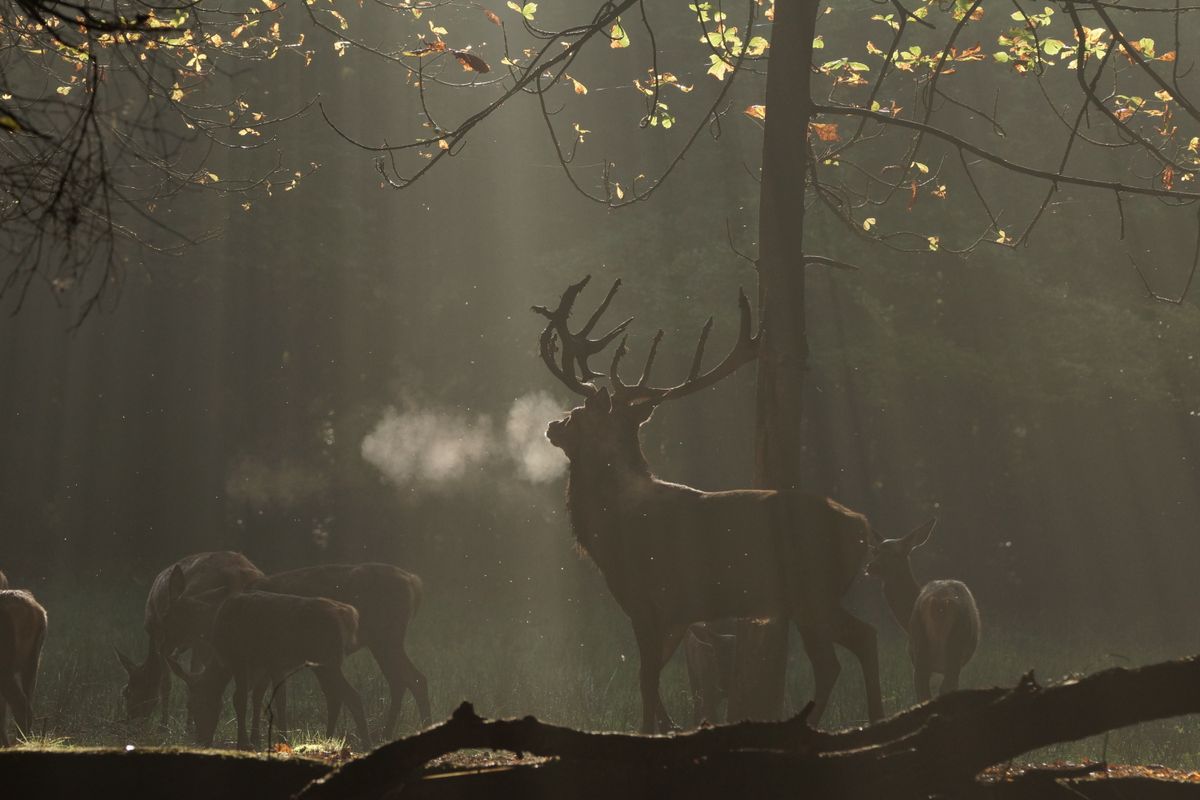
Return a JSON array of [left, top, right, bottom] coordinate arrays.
[[799, 627, 840, 726], [833, 609, 883, 722], [633, 623, 668, 734]]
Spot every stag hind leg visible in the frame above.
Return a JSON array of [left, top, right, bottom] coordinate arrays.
[[632, 623, 674, 734]]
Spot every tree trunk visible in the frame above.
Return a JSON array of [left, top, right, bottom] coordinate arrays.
[[728, 0, 822, 723]]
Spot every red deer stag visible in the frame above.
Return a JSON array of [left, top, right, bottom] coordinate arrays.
[[250, 564, 431, 737], [0, 588, 48, 746], [168, 590, 370, 750], [534, 276, 883, 732], [867, 519, 981, 702], [116, 552, 263, 722]]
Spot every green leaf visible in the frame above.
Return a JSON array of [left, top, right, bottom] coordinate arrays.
[[506, 1, 536, 21]]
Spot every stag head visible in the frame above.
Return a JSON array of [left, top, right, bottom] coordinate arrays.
[[535, 275, 760, 465]]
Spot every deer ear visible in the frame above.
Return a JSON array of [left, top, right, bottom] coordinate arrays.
[[585, 387, 611, 413], [905, 518, 937, 550], [168, 564, 187, 603]]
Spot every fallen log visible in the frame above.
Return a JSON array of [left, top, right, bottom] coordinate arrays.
[[298, 655, 1200, 800], [0, 747, 329, 800]]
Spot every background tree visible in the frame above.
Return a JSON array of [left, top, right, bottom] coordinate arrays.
[[1, 0, 307, 315]]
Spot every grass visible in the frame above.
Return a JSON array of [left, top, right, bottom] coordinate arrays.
[[13, 580, 1200, 769]]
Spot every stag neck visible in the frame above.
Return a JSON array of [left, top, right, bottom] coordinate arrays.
[[565, 453, 653, 548], [881, 563, 922, 634]]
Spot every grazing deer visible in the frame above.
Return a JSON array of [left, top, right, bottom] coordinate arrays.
[[250, 564, 431, 737], [0, 589, 48, 747], [683, 620, 737, 726], [116, 552, 264, 722], [534, 276, 885, 732], [867, 520, 981, 702], [167, 590, 371, 751]]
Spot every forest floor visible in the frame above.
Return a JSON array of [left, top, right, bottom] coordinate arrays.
[[14, 581, 1200, 769]]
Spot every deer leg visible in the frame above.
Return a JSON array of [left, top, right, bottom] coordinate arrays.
[[367, 645, 405, 740], [19, 647, 41, 724], [370, 639, 432, 738], [396, 649, 432, 731], [653, 626, 685, 732], [157, 654, 172, 726], [316, 666, 371, 748], [233, 673, 251, 751], [684, 630, 720, 728], [939, 665, 961, 696], [798, 627, 840, 727], [312, 666, 344, 739], [0, 688, 9, 747], [912, 664, 933, 704], [264, 672, 289, 743], [632, 623, 667, 734], [0, 673, 30, 742], [832, 610, 883, 723], [249, 681, 266, 753]]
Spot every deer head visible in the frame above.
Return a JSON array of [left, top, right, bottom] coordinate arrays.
[[165, 654, 225, 746], [866, 518, 937, 579], [535, 275, 760, 468]]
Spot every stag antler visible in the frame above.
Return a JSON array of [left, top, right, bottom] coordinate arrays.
[[610, 288, 760, 406], [535, 277, 760, 403], [532, 275, 633, 396]]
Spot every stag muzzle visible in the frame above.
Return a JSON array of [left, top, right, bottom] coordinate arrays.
[[546, 419, 567, 447]]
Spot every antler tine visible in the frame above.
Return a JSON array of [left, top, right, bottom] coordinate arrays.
[[610, 334, 631, 396], [533, 276, 632, 396], [579, 315, 634, 380], [578, 278, 621, 337], [687, 318, 714, 381], [640, 287, 760, 406], [638, 329, 664, 388]]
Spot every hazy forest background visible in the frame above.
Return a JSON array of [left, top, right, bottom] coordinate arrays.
[[2, 0, 1199, 765]]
